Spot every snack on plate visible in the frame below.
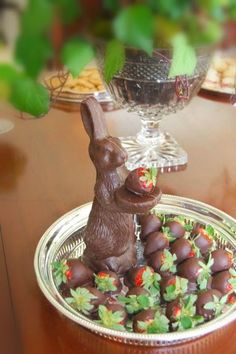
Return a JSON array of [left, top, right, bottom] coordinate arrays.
[[45, 67, 106, 94], [202, 53, 236, 94]]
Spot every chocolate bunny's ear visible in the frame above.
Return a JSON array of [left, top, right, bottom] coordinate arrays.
[[80, 97, 108, 141]]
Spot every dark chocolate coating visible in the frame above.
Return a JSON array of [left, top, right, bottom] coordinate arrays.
[[170, 238, 194, 264], [144, 232, 169, 258], [147, 250, 163, 272], [164, 221, 185, 238], [210, 249, 233, 273], [211, 270, 232, 294], [194, 230, 213, 255], [196, 289, 222, 320], [126, 287, 150, 297], [80, 98, 161, 275], [177, 258, 204, 282], [139, 214, 163, 241], [84, 286, 107, 310], [115, 186, 162, 215], [166, 298, 181, 321], [64, 259, 94, 289], [133, 309, 156, 333]]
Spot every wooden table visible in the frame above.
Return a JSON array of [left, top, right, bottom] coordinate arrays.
[[1, 96, 236, 354]]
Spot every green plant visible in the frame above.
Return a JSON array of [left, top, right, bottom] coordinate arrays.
[[0, 0, 236, 117]]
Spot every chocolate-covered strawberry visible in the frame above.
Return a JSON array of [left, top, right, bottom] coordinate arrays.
[[196, 256, 214, 290], [196, 289, 223, 320], [125, 167, 158, 195], [163, 220, 185, 239], [118, 287, 155, 315], [65, 287, 104, 315], [210, 249, 233, 273], [144, 231, 169, 258], [126, 287, 150, 297], [166, 295, 204, 330], [192, 225, 215, 255], [170, 238, 195, 264], [211, 269, 236, 294], [124, 265, 160, 295], [98, 304, 128, 330], [139, 214, 162, 241], [177, 258, 204, 283], [133, 309, 169, 334], [52, 259, 93, 290], [160, 275, 189, 302], [148, 249, 177, 276], [94, 271, 122, 294]]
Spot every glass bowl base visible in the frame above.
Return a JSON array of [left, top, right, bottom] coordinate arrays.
[[120, 131, 188, 172]]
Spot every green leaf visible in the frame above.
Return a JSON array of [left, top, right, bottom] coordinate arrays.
[[15, 35, 52, 78], [205, 225, 215, 236], [103, 0, 120, 13], [104, 39, 125, 83], [66, 287, 97, 315], [94, 273, 117, 292], [180, 316, 192, 329], [55, 0, 81, 24], [0, 64, 21, 83], [113, 4, 154, 55], [147, 312, 169, 333], [98, 305, 125, 330], [204, 302, 215, 310], [61, 38, 95, 77], [168, 33, 197, 78], [10, 77, 50, 117], [20, 0, 53, 35]]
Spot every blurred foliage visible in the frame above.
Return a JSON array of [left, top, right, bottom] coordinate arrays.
[[0, 0, 235, 116]]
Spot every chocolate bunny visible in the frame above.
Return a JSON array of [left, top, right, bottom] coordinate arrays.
[[80, 97, 161, 275]]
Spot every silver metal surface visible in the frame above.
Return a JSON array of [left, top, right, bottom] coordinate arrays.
[[34, 195, 236, 346]]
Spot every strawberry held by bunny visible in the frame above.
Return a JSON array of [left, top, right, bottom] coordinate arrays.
[[80, 98, 161, 275]]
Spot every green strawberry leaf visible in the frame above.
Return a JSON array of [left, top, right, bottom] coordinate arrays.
[[52, 260, 69, 286], [104, 39, 125, 83], [98, 305, 125, 330], [94, 274, 117, 292], [61, 38, 95, 77], [137, 320, 149, 331], [168, 33, 197, 78], [229, 268, 236, 277], [203, 302, 215, 310], [113, 4, 154, 55], [228, 276, 236, 290], [160, 249, 177, 273], [147, 312, 169, 334], [205, 225, 215, 236], [10, 77, 50, 117], [184, 223, 193, 232], [66, 287, 97, 315], [180, 316, 193, 330]]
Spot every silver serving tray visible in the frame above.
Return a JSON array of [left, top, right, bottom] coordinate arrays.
[[34, 195, 236, 346]]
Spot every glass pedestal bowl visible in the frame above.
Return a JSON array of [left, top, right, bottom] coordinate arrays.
[[105, 48, 212, 171], [34, 195, 236, 347]]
